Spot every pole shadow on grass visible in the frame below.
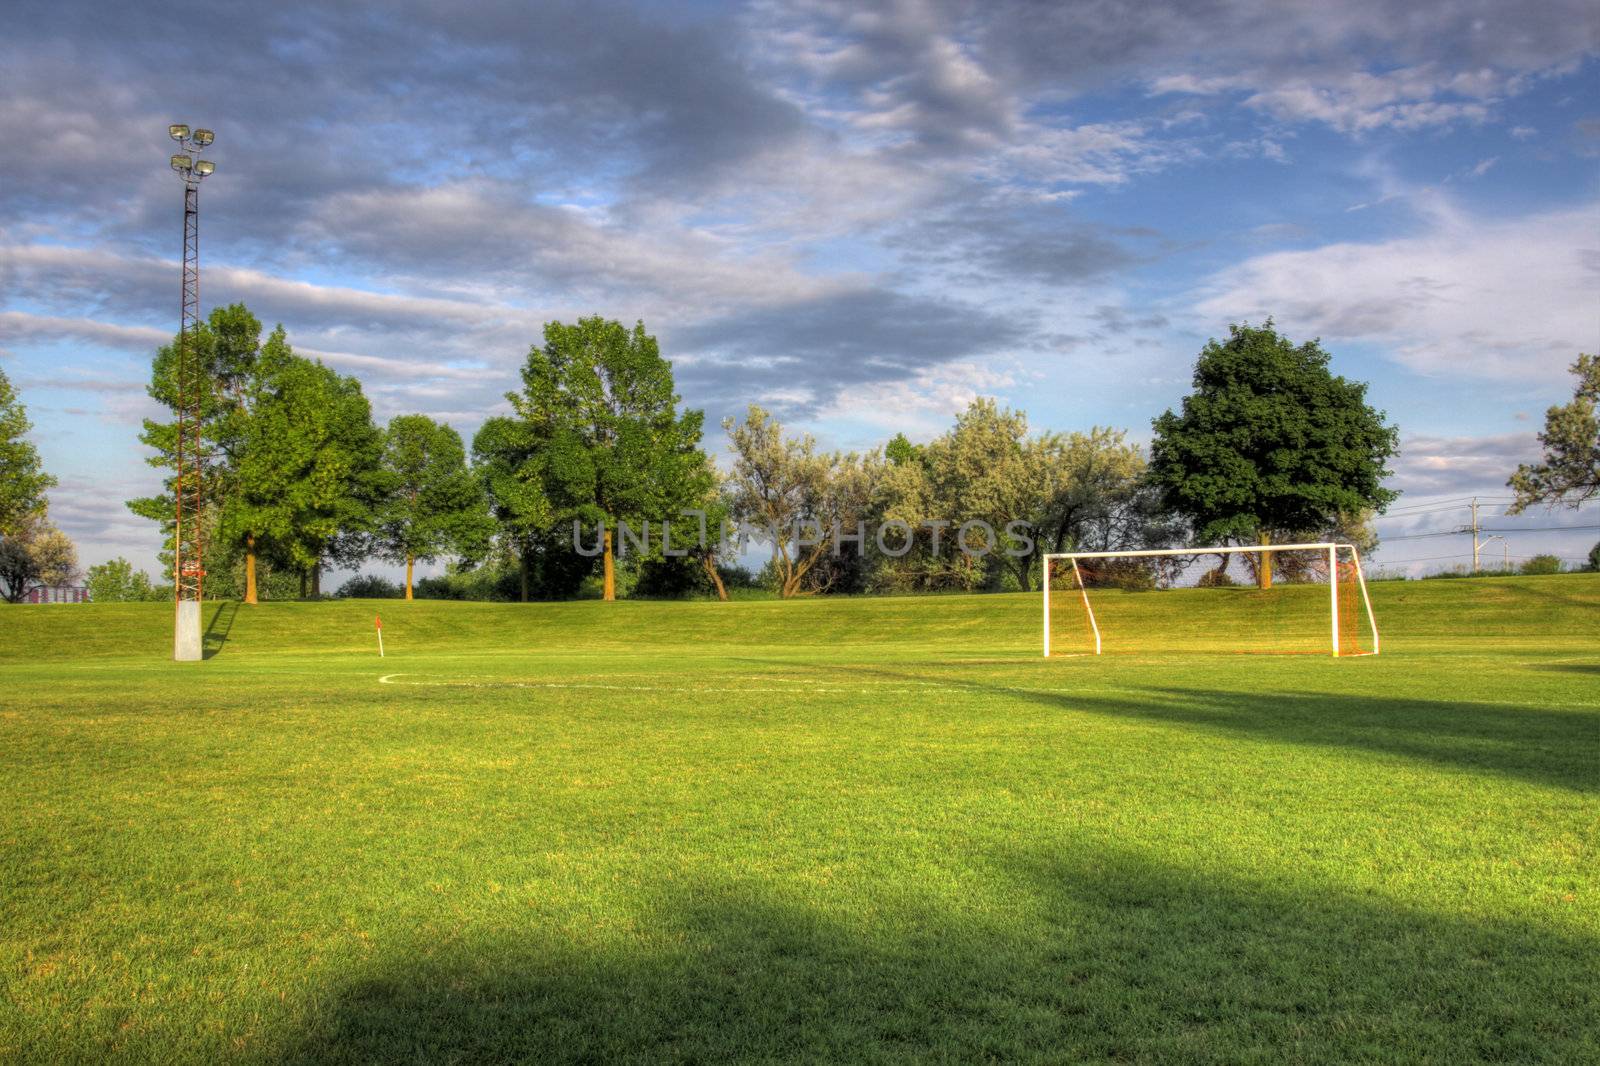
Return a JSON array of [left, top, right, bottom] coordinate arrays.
[[736, 659, 1600, 794], [263, 842, 1596, 1064], [202, 599, 240, 660]]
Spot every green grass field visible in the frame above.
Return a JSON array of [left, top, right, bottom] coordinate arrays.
[[2, 576, 1597, 1064]]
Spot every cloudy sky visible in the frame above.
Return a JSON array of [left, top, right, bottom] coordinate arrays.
[[3, 0, 1597, 581]]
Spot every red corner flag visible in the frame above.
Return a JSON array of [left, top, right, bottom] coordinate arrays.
[[375, 613, 385, 658]]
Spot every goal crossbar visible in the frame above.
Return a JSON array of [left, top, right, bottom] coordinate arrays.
[[1044, 541, 1353, 561], [1042, 542, 1379, 659]]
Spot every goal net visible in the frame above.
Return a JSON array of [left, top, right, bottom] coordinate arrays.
[[1042, 543, 1379, 657]]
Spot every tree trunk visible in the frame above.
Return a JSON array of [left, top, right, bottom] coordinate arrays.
[[299, 569, 308, 600], [311, 561, 322, 598], [1258, 531, 1273, 590], [519, 544, 530, 603], [702, 554, 728, 601], [244, 534, 258, 605], [603, 529, 615, 601], [1207, 553, 1229, 585], [1012, 553, 1033, 593], [405, 554, 414, 601]]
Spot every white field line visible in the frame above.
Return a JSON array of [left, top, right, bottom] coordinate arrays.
[[377, 673, 949, 695]]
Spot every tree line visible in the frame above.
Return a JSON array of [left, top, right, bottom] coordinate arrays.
[[2, 316, 1595, 605], [114, 312, 1407, 600]]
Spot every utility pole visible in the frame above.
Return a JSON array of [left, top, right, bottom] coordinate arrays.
[[1462, 497, 1508, 574], [1470, 497, 1480, 572]]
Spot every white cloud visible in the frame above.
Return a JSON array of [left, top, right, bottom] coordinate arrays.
[[1241, 83, 1492, 134], [812, 359, 1020, 444], [0, 311, 166, 352], [1387, 432, 1539, 497], [1195, 197, 1600, 383]]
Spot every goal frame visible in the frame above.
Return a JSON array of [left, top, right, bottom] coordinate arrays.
[[1042, 542, 1380, 658]]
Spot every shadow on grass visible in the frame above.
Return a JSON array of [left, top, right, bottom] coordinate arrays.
[[202, 600, 240, 660], [267, 843, 1595, 1064], [813, 661, 1598, 794]]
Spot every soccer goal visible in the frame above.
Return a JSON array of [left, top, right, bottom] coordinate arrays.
[[1042, 542, 1379, 658]]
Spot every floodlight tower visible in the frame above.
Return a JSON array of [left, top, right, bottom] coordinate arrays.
[[168, 124, 216, 661]]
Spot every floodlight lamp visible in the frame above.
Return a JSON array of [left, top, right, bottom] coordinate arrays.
[[192, 129, 214, 147], [169, 124, 190, 141], [171, 153, 192, 171], [194, 160, 215, 177]]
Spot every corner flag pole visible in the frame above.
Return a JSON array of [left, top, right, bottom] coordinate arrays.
[[375, 613, 384, 658]]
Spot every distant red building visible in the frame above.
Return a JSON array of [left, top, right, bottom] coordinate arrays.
[[26, 585, 90, 604]]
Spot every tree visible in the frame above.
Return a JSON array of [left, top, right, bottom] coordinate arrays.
[[923, 399, 1039, 590], [697, 467, 737, 602], [0, 514, 77, 602], [375, 414, 494, 599], [336, 573, 403, 599], [85, 557, 162, 602], [1508, 354, 1599, 513], [885, 432, 925, 467], [1149, 321, 1399, 588], [1032, 426, 1185, 587], [1238, 508, 1379, 585], [0, 366, 55, 537], [0, 539, 34, 603], [210, 313, 270, 602], [128, 305, 267, 599], [472, 416, 558, 602], [723, 405, 878, 597], [632, 459, 732, 599], [1587, 541, 1600, 573], [504, 317, 707, 601], [870, 409, 1172, 594], [226, 342, 384, 597]]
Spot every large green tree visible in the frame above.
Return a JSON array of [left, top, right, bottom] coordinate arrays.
[[0, 366, 56, 537], [1149, 322, 1398, 588], [226, 341, 384, 597], [128, 304, 268, 598], [375, 414, 493, 599], [503, 317, 707, 601], [1508, 353, 1599, 513]]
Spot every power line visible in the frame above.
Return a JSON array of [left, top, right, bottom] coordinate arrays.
[[1378, 523, 1598, 542], [1373, 506, 1479, 521], [1378, 498, 1595, 519], [1379, 498, 1480, 514], [1478, 524, 1599, 534]]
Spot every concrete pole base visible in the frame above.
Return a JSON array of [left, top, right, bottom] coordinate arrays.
[[175, 600, 203, 661]]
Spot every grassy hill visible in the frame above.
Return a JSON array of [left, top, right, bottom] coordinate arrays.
[[6, 571, 1596, 662], [1, 575, 1596, 1063]]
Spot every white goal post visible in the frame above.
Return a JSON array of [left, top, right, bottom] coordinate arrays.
[[1042, 542, 1380, 658]]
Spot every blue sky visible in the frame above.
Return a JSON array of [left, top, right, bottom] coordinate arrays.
[[2, 0, 1597, 582]]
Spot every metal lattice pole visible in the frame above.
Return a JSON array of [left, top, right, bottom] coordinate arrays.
[[176, 181, 203, 603], [168, 125, 215, 661]]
